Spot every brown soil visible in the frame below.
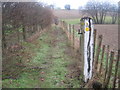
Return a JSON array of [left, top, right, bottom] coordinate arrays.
[[53, 9, 82, 19], [94, 24, 118, 51], [74, 24, 118, 51]]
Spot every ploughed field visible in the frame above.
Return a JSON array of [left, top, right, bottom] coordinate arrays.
[[53, 9, 118, 51], [74, 24, 118, 51]]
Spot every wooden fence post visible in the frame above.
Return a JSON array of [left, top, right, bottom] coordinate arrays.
[[64, 21, 66, 31], [112, 51, 119, 88], [69, 24, 71, 41], [63, 21, 65, 30], [99, 45, 105, 73], [67, 23, 69, 38], [61, 21, 63, 28], [104, 51, 114, 88], [62, 21, 64, 30], [72, 25, 75, 48], [59, 21, 61, 27], [103, 45, 110, 84], [117, 50, 120, 88], [61, 21, 62, 28], [79, 21, 84, 81], [22, 25, 26, 40], [65, 22, 67, 31], [94, 35, 103, 72], [16, 28, 20, 43], [79, 18, 85, 79], [118, 62, 120, 88], [93, 29, 97, 62]]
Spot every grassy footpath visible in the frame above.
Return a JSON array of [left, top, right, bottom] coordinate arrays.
[[2, 26, 82, 88]]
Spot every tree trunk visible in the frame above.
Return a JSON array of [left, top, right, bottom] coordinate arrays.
[[100, 12, 104, 24], [17, 28, 20, 43], [103, 13, 106, 24], [112, 14, 117, 24], [2, 26, 7, 49], [95, 11, 99, 24], [22, 25, 26, 41]]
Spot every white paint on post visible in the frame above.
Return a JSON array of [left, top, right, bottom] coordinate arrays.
[[80, 17, 94, 82]]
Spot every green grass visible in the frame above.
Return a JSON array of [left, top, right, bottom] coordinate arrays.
[[2, 30, 51, 88], [5, 26, 23, 35], [62, 18, 80, 24], [38, 28, 81, 88], [104, 16, 118, 24], [95, 45, 118, 88], [62, 16, 118, 24], [104, 16, 112, 24], [2, 26, 81, 88], [3, 71, 41, 88]]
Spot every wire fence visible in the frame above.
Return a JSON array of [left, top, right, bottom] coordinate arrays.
[[59, 20, 119, 88]]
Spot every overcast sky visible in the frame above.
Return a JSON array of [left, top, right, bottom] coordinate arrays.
[[38, 0, 119, 9]]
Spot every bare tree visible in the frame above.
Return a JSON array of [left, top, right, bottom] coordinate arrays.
[[2, 2, 53, 48], [83, 1, 100, 23], [49, 4, 55, 9], [64, 4, 71, 10], [98, 2, 111, 24], [109, 4, 118, 24], [82, 1, 113, 24]]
